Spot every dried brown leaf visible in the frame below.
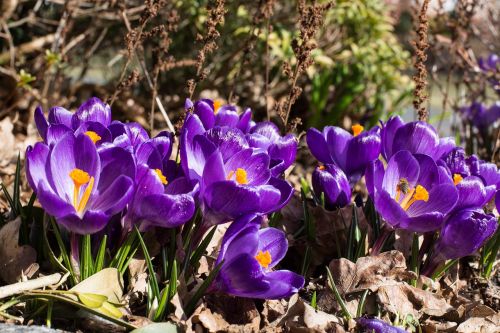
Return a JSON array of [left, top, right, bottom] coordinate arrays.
[[0, 218, 37, 283], [377, 283, 453, 319], [456, 313, 500, 333]]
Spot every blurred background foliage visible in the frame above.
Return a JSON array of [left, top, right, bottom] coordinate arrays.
[[0, 0, 497, 151]]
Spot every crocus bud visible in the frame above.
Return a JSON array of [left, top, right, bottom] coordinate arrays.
[[312, 164, 351, 209], [423, 209, 497, 276]]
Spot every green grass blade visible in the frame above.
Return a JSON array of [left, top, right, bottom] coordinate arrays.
[[356, 289, 369, 317], [49, 216, 77, 284], [184, 261, 223, 316], [94, 235, 107, 273], [81, 234, 93, 279], [326, 266, 352, 320], [134, 226, 160, 304], [190, 226, 217, 267], [311, 291, 317, 310]]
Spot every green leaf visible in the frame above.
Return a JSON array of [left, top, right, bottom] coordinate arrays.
[[98, 301, 123, 319], [76, 292, 108, 308]]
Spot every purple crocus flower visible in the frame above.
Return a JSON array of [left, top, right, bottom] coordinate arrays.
[[246, 122, 297, 176], [187, 98, 254, 132], [495, 190, 500, 212], [26, 132, 135, 234], [381, 116, 455, 161], [311, 164, 351, 209], [34, 97, 113, 148], [185, 99, 296, 176], [124, 132, 197, 230], [478, 54, 499, 72], [180, 113, 293, 226], [356, 317, 407, 333], [459, 102, 500, 130], [365, 150, 458, 232], [212, 214, 304, 299], [423, 209, 497, 276], [466, 156, 500, 193], [306, 124, 381, 184]]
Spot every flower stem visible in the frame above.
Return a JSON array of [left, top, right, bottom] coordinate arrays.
[[370, 225, 392, 256]]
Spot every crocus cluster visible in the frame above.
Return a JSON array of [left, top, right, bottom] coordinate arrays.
[[308, 116, 499, 273], [27, 97, 303, 300], [459, 101, 500, 130]]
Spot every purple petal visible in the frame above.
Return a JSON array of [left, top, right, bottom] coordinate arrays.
[[46, 124, 73, 147], [374, 190, 408, 228], [382, 151, 419, 198], [201, 150, 226, 190], [136, 141, 163, 169], [37, 180, 75, 218], [325, 126, 351, 169], [345, 127, 381, 180], [306, 128, 332, 164], [454, 176, 489, 211], [193, 99, 215, 129], [74, 121, 112, 145], [406, 183, 458, 216], [72, 97, 111, 129], [381, 116, 404, 160], [48, 106, 73, 127], [392, 121, 439, 158], [250, 122, 281, 142], [260, 270, 305, 299], [215, 253, 270, 297], [60, 210, 109, 235], [365, 160, 384, 196], [357, 317, 407, 333], [34, 106, 48, 141], [257, 228, 288, 269], [434, 137, 456, 160], [268, 134, 297, 175], [26, 143, 50, 191], [414, 154, 440, 189], [222, 223, 260, 264], [225, 149, 271, 186], [266, 177, 294, 212], [204, 127, 249, 162], [217, 214, 262, 264], [151, 131, 173, 160], [312, 164, 351, 208], [237, 108, 253, 133], [400, 212, 444, 233], [139, 193, 195, 228], [215, 107, 239, 127], [98, 146, 136, 191], [91, 175, 134, 215]]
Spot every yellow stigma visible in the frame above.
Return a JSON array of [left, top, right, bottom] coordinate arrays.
[[401, 184, 429, 210], [414, 185, 429, 201], [69, 168, 90, 187], [154, 169, 168, 185], [352, 124, 364, 137], [255, 250, 272, 268], [85, 131, 102, 144], [213, 99, 224, 114], [235, 168, 248, 184], [69, 168, 94, 213], [318, 165, 326, 171], [453, 173, 463, 186]]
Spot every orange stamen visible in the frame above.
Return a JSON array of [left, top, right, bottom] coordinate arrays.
[[213, 99, 224, 114], [85, 131, 102, 144], [453, 174, 463, 186], [352, 124, 364, 137], [154, 168, 168, 185], [255, 250, 272, 268]]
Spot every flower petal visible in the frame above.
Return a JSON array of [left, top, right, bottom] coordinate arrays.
[[139, 193, 195, 228], [26, 143, 49, 191], [382, 151, 419, 198], [406, 183, 458, 216], [306, 128, 332, 164], [91, 175, 134, 215], [381, 116, 404, 160], [374, 190, 408, 228], [399, 212, 444, 233], [34, 106, 48, 141], [257, 228, 288, 268], [48, 106, 73, 128], [392, 121, 439, 158]]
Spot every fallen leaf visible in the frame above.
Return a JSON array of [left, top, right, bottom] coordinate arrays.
[[70, 267, 124, 304], [274, 294, 344, 332], [0, 218, 38, 283], [456, 313, 500, 333], [130, 322, 180, 333], [0, 117, 16, 169], [377, 283, 453, 319], [328, 251, 415, 295]]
